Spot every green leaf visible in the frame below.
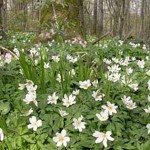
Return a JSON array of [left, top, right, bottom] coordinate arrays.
[[0, 102, 10, 115]]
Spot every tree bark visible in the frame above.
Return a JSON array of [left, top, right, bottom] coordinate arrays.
[[93, 0, 97, 34], [0, 0, 3, 38], [97, 0, 103, 38]]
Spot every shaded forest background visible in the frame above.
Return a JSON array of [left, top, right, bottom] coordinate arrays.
[[0, 0, 150, 42]]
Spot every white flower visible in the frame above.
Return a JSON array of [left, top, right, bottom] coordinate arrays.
[[146, 70, 150, 76], [67, 54, 78, 63], [62, 94, 76, 107], [73, 115, 86, 132], [126, 101, 137, 110], [105, 73, 121, 82], [103, 58, 111, 65], [126, 68, 133, 75], [128, 82, 138, 91], [148, 95, 150, 102], [69, 69, 76, 77], [72, 89, 80, 95], [92, 90, 105, 101], [102, 102, 118, 116], [52, 55, 60, 62], [28, 85, 37, 94], [21, 108, 33, 116], [0, 128, 4, 141], [28, 116, 42, 131], [53, 129, 70, 147], [4, 53, 12, 64], [96, 111, 109, 121], [59, 109, 69, 117], [93, 131, 114, 148], [144, 106, 150, 113], [121, 95, 132, 105], [148, 80, 150, 91], [25, 80, 34, 91], [19, 69, 23, 75], [103, 58, 111, 64], [108, 65, 121, 73], [146, 124, 150, 134], [56, 74, 64, 83], [137, 60, 145, 68], [47, 92, 59, 104], [92, 80, 98, 87], [79, 80, 91, 89], [18, 83, 26, 90], [112, 57, 119, 63], [121, 75, 132, 85], [23, 93, 38, 107], [44, 62, 50, 68]]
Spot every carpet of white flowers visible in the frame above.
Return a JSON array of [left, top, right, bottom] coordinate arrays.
[[0, 34, 150, 150]]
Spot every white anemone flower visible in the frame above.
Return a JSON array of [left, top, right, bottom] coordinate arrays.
[[102, 101, 118, 116], [0, 128, 4, 141], [146, 124, 150, 134], [126, 101, 137, 110], [93, 131, 114, 148], [47, 92, 59, 104], [44, 62, 50, 68], [62, 94, 76, 107], [52, 55, 60, 62], [18, 83, 26, 90], [92, 80, 98, 87], [96, 111, 109, 121], [4, 53, 12, 64], [73, 115, 86, 132], [25, 80, 34, 91], [53, 129, 70, 147], [79, 80, 91, 89], [128, 82, 138, 91], [92, 90, 105, 101], [144, 106, 150, 113], [146, 70, 150, 76], [137, 60, 145, 68], [126, 68, 133, 75], [108, 65, 121, 73], [59, 108, 69, 117], [23, 93, 38, 107], [121, 95, 132, 105], [21, 108, 33, 116], [148, 95, 150, 102], [28, 116, 42, 131], [148, 80, 150, 91], [72, 89, 80, 95]]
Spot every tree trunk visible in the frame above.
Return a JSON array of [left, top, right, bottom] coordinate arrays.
[[119, 0, 125, 39], [141, 0, 145, 39], [0, 0, 3, 38], [78, 0, 86, 38], [97, 0, 103, 38], [93, 0, 97, 34]]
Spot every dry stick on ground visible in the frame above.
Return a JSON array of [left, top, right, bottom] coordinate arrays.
[[0, 45, 19, 60], [92, 32, 113, 45]]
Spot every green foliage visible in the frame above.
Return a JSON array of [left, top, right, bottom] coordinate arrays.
[[0, 33, 150, 149]]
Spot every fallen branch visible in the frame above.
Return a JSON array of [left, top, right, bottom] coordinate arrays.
[[0, 45, 19, 60], [92, 32, 112, 45]]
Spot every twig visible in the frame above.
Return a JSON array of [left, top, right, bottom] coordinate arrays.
[[0, 45, 19, 60], [92, 32, 112, 45]]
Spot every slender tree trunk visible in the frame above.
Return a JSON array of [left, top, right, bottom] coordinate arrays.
[[78, 0, 86, 38], [93, 0, 97, 34], [141, 0, 145, 39], [0, 0, 3, 38], [97, 0, 103, 38], [119, 0, 125, 39]]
